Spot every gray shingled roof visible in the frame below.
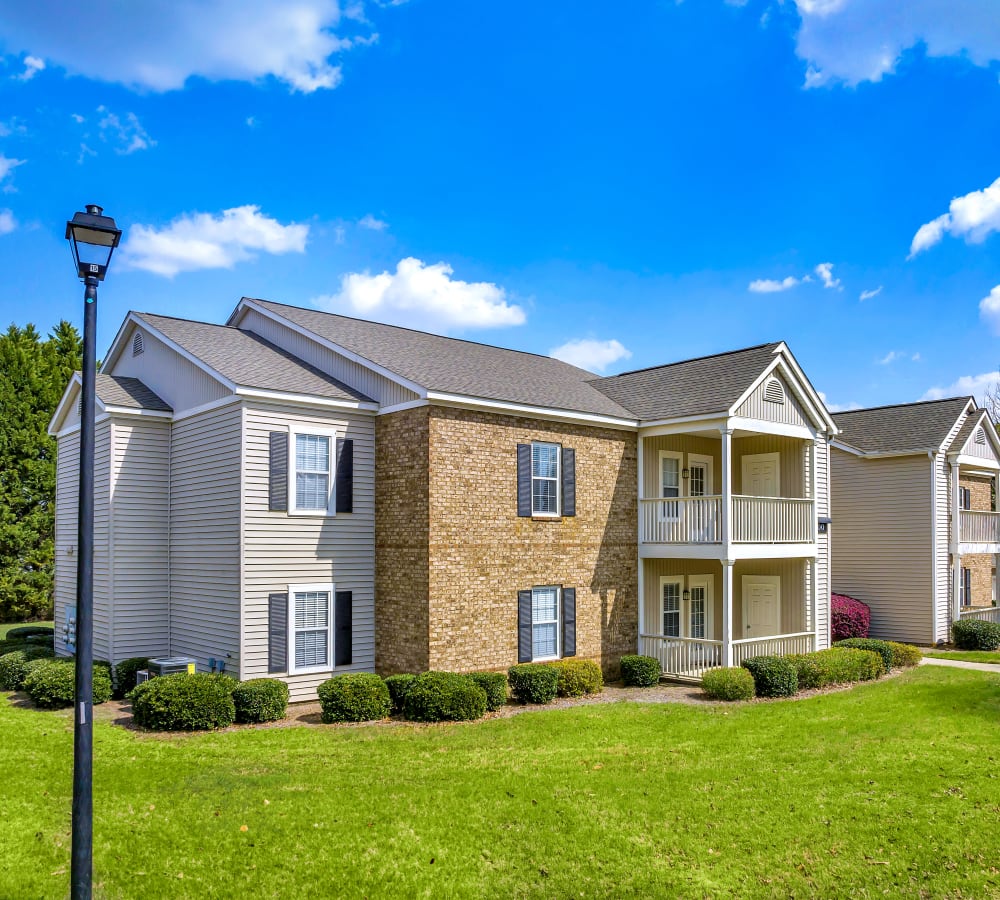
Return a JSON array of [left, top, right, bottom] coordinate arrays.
[[136, 313, 373, 404], [96, 374, 171, 411], [589, 343, 783, 420], [832, 397, 973, 453], [948, 409, 990, 455], [245, 299, 636, 419]]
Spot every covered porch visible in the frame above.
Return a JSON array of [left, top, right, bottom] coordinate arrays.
[[638, 557, 820, 680]]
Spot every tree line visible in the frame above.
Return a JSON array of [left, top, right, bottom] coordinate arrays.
[[0, 321, 82, 622]]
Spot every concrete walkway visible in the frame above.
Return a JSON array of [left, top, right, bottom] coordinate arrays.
[[920, 656, 1000, 673]]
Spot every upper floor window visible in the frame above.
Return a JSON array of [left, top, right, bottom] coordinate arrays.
[[290, 430, 336, 515], [763, 378, 785, 404], [531, 442, 560, 516], [959, 486, 972, 511]]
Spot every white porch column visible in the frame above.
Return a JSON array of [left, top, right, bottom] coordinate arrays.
[[950, 460, 961, 626], [994, 553, 999, 607], [637, 560, 645, 651], [637, 434, 645, 650], [810, 557, 819, 650], [721, 426, 734, 552], [722, 559, 734, 667]]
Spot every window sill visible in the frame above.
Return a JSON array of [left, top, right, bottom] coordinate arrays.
[[531, 515, 562, 522]]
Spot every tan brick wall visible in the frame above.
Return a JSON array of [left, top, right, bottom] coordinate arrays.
[[960, 473, 994, 512], [374, 406, 430, 674], [962, 553, 995, 608], [425, 407, 638, 677]]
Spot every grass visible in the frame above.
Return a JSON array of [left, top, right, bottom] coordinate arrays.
[[2, 666, 1000, 898], [0, 620, 53, 639], [925, 650, 1000, 664]]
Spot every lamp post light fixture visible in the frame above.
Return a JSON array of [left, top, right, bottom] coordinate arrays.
[[65, 204, 121, 900]]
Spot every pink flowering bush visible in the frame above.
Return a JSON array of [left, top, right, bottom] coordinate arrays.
[[831, 593, 871, 642]]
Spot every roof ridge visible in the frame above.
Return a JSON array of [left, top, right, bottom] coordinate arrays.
[[591, 341, 780, 381], [832, 396, 975, 416], [136, 311, 237, 330]]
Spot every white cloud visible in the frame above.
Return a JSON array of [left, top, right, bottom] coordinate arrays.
[[979, 284, 1000, 334], [878, 351, 901, 365], [748, 275, 810, 293], [0, 1, 381, 94], [246, 116, 258, 128], [314, 257, 525, 332], [70, 113, 85, 124], [0, 209, 15, 235], [818, 390, 861, 412], [815, 262, 842, 290], [923, 371, 1000, 403], [859, 285, 883, 301], [14, 55, 44, 81], [909, 176, 1000, 257], [549, 338, 632, 373], [121, 205, 309, 277], [96, 106, 155, 154], [791, 0, 1000, 88], [358, 213, 388, 231], [0, 155, 24, 190]]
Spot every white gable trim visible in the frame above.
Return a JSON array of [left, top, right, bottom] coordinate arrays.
[[949, 408, 1000, 461], [235, 386, 378, 413], [49, 373, 89, 435], [728, 349, 835, 434]]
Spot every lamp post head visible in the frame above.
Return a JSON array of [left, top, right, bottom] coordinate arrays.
[[66, 204, 122, 282]]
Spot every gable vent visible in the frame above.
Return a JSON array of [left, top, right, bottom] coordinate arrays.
[[975, 427, 987, 445], [132, 332, 144, 356], [763, 378, 785, 404]]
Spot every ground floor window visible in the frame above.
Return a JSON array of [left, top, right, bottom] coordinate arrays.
[[660, 576, 713, 639], [532, 586, 560, 660], [960, 567, 972, 607], [289, 584, 333, 673]]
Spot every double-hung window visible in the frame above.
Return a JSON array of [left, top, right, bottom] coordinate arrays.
[[660, 451, 682, 521], [662, 579, 681, 637], [531, 442, 560, 516], [531, 586, 560, 660], [289, 584, 333, 673], [290, 429, 337, 515]]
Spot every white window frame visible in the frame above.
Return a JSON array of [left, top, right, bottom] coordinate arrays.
[[288, 427, 339, 517], [531, 585, 561, 661], [660, 576, 683, 637], [659, 450, 684, 522], [531, 441, 561, 518], [687, 574, 714, 640], [687, 453, 714, 498], [288, 582, 335, 674]]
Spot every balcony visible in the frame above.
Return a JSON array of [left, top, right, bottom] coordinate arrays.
[[638, 632, 816, 680], [640, 496, 814, 545], [959, 510, 1000, 546]]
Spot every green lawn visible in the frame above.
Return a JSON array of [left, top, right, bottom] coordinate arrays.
[[0, 620, 53, 639], [925, 650, 1000, 665], [3, 666, 1000, 899]]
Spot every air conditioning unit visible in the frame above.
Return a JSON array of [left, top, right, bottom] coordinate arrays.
[[147, 657, 197, 677], [135, 669, 151, 685]]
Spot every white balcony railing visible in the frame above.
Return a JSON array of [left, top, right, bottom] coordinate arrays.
[[960, 510, 1000, 545], [958, 606, 1000, 623], [639, 634, 722, 680], [733, 496, 813, 544], [640, 497, 722, 544], [731, 632, 815, 667]]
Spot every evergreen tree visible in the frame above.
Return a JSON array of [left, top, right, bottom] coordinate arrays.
[[0, 321, 82, 621]]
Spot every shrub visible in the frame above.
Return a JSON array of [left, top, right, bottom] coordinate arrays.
[[952, 618, 1000, 651], [0, 646, 55, 691], [0, 639, 27, 657], [831, 593, 871, 642], [507, 663, 560, 704], [5, 625, 54, 640], [384, 673, 416, 714], [130, 673, 236, 730], [232, 678, 289, 724], [23, 659, 113, 709], [467, 671, 508, 711], [549, 658, 603, 697], [317, 673, 391, 723], [403, 671, 487, 722], [113, 657, 150, 700], [834, 638, 894, 672], [788, 648, 885, 689], [702, 666, 755, 701], [741, 655, 798, 698], [619, 654, 661, 687], [886, 641, 922, 668]]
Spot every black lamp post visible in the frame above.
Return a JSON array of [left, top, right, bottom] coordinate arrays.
[[65, 204, 121, 900]]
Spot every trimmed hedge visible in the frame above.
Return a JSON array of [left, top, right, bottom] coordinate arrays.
[[233, 678, 289, 724], [952, 618, 1000, 651], [5, 625, 54, 640], [549, 659, 603, 697], [318, 673, 391, 723], [384, 674, 416, 714], [23, 659, 113, 709], [788, 648, 885, 689], [834, 638, 894, 672], [741, 655, 798, 698], [619, 655, 661, 687], [831, 593, 871, 642], [0, 639, 28, 657], [702, 666, 755, 701], [0, 646, 54, 690], [886, 641, 922, 668], [467, 672, 508, 711], [130, 673, 236, 730], [507, 663, 560, 704], [403, 671, 487, 722], [113, 657, 150, 700]]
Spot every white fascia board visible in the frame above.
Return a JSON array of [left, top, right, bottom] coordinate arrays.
[[171, 395, 242, 423], [773, 347, 839, 434], [727, 416, 815, 440], [52, 412, 111, 440], [424, 391, 638, 429], [378, 398, 430, 416], [830, 440, 865, 457], [232, 299, 427, 398], [729, 354, 783, 414], [638, 416, 728, 437], [48, 373, 110, 436], [236, 386, 378, 413], [948, 452, 1000, 471], [102, 406, 173, 419]]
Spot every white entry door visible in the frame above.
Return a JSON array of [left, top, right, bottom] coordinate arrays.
[[742, 576, 781, 638], [741, 452, 780, 497]]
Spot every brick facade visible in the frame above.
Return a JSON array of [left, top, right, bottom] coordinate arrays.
[[960, 473, 994, 513], [959, 474, 996, 607]]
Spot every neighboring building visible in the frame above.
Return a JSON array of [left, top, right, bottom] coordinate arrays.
[[831, 398, 1000, 645], [49, 299, 836, 698]]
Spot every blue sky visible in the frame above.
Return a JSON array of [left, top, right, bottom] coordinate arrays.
[[1, 0, 1000, 411]]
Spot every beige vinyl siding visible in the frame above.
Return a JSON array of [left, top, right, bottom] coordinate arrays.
[[109, 417, 170, 660], [241, 401, 376, 702], [732, 434, 807, 497], [830, 449, 934, 643], [169, 403, 242, 670], [641, 434, 722, 496], [735, 372, 811, 428], [238, 308, 419, 408], [111, 325, 230, 414], [960, 427, 999, 462], [814, 437, 830, 648]]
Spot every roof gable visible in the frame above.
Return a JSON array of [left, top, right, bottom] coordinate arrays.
[[949, 409, 1000, 463], [49, 374, 171, 434], [832, 397, 975, 455]]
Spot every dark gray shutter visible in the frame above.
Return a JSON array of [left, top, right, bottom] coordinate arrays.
[[517, 444, 531, 517], [561, 447, 576, 517], [517, 589, 533, 662], [335, 439, 353, 513], [268, 593, 288, 673], [335, 591, 352, 666], [269, 432, 288, 511], [562, 588, 576, 657]]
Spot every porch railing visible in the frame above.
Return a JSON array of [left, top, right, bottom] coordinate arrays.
[[958, 606, 1000, 624], [640, 497, 721, 544], [639, 634, 722, 680], [731, 632, 815, 667], [733, 497, 814, 543], [959, 510, 1000, 545]]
